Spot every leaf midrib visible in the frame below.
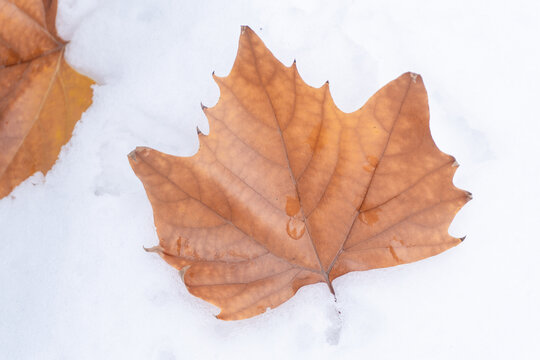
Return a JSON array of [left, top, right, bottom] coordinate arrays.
[[243, 30, 415, 289], [135, 153, 322, 278], [0, 48, 64, 178], [244, 29, 333, 292], [0, 0, 63, 68], [326, 77, 414, 276]]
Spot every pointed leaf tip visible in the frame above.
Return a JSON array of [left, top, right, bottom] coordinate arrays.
[[408, 72, 423, 83], [240, 25, 253, 35], [144, 246, 163, 254], [128, 150, 138, 161]]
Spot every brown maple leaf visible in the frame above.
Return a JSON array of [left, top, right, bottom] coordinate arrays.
[[128, 26, 471, 320], [0, 0, 94, 198]]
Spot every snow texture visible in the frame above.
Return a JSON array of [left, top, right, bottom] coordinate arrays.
[[1, 0, 539, 358]]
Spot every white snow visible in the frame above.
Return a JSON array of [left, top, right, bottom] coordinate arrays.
[[1, 0, 539, 358]]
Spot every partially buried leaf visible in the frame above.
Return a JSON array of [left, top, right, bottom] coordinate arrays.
[[129, 26, 471, 320], [0, 0, 94, 198]]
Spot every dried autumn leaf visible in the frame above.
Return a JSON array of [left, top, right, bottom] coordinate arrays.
[[0, 0, 94, 198], [129, 26, 470, 320]]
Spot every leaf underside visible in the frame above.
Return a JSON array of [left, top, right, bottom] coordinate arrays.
[[129, 26, 470, 320]]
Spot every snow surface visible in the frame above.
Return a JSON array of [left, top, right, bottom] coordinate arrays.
[[1, 0, 539, 358]]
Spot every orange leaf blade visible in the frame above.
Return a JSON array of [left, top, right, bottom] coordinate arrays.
[[129, 26, 470, 320]]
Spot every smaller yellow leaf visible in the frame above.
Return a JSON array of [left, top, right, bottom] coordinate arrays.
[[0, 0, 94, 198]]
